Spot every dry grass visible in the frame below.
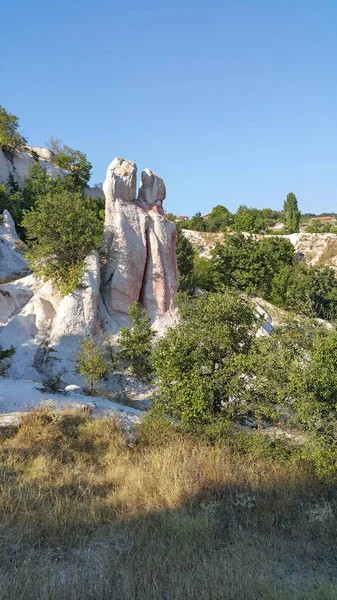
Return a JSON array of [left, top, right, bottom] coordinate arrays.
[[1, 408, 337, 599], [315, 238, 337, 267]]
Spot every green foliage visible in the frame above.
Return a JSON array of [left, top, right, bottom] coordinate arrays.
[[22, 182, 103, 295], [305, 219, 337, 234], [205, 205, 232, 231], [118, 303, 155, 382], [293, 327, 337, 434], [41, 372, 63, 394], [0, 181, 23, 230], [208, 233, 337, 320], [211, 233, 295, 298], [231, 205, 282, 233], [0, 345, 15, 375], [0, 106, 26, 153], [0, 345, 15, 361], [76, 337, 110, 394], [176, 227, 195, 292], [183, 212, 207, 231], [54, 144, 92, 188], [270, 263, 337, 320], [283, 192, 301, 233], [192, 254, 213, 290], [165, 212, 176, 222], [152, 291, 258, 423]]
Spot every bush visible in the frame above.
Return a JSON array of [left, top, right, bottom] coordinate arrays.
[[117, 303, 154, 382], [176, 227, 195, 292], [22, 181, 103, 294], [152, 291, 258, 423], [0, 106, 26, 153], [54, 144, 92, 188], [76, 337, 110, 394]]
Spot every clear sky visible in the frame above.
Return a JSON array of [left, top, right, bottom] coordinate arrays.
[[1, 0, 337, 216]]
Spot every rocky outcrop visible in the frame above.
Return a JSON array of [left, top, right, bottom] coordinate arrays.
[[0, 146, 104, 199], [0, 147, 70, 187], [0, 210, 28, 281], [101, 157, 178, 320], [0, 252, 100, 381], [0, 156, 177, 383]]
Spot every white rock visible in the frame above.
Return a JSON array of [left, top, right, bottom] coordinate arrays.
[[0, 211, 28, 281], [26, 145, 55, 162], [0, 147, 69, 187], [0, 252, 101, 382], [101, 157, 178, 320], [64, 384, 82, 393]]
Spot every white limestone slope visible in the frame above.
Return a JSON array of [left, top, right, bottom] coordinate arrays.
[[0, 251, 100, 382], [0, 146, 70, 187], [0, 210, 28, 280], [0, 376, 143, 429]]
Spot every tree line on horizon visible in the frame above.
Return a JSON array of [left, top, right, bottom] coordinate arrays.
[[167, 193, 301, 235]]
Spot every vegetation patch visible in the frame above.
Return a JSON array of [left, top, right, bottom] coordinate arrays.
[[1, 408, 337, 599]]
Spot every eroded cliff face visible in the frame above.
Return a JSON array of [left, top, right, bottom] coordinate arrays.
[[101, 157, 178, 319], [0, 146, 103, 199], [0, 157, 178, 383], [0, 146, 70, 187], [0, 210, 28, 281]]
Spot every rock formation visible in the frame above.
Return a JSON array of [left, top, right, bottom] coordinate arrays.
[[0, 156, 178, 383], [0, 147, 69, 187], [0, 146, 103, 199], [0, 252, 100, 381], [0, 210, 28, 281], [101, 157, 178, 320]]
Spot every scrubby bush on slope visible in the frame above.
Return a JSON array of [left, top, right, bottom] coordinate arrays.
[[22, 182, 103, 294], [0, 105, 26, 153]]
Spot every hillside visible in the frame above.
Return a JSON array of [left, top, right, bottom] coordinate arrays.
[[183, 228, 337, 272]]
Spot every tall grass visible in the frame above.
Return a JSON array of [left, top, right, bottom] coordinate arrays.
[[1, 408, 337, 599]]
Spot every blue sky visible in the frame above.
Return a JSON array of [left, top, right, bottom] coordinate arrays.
[[1, 0, 337, 216]]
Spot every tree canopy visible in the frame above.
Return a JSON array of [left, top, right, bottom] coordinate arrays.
[[22, 180, 103, 294], [283, 192, 301, 233], [0, 106, 27, 153], [152, 291, 258, 423]]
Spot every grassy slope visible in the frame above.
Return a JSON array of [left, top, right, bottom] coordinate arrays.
[[1, 408, 337, 600]]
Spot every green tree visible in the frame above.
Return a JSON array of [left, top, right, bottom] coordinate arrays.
[[54, 144, 92, 188], [193, 254, 213, 290], [165, 212, 176, 222], [0, 182, 23, 228], [270, 263, 337, 320], [232, 205, 264, 233], [206, 205, 231, 232], [293, 326, 337, 439], [188, 212, 207, 231], [176, 227, 195, 292], [0, 106, 26, 153], [76, 337, 110, 394], [22, 182, 103, 294], [152, 291, 258, 424], [211, 233, 295, 299], [118, 303, 155, 382], [283, 192, 301, 233]]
